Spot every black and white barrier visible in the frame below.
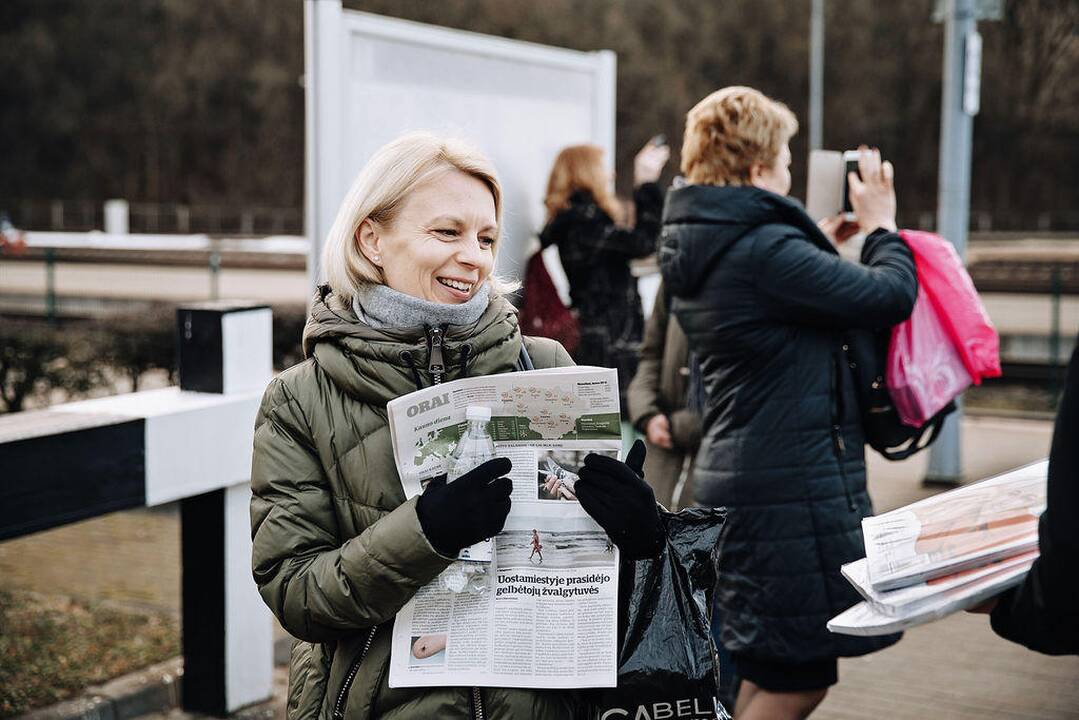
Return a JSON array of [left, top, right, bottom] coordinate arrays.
[[0, 302, 275, 715]]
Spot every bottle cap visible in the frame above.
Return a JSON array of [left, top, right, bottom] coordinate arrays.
[[465, 405, 491, 421]]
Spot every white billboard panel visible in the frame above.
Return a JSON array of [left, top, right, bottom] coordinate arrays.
[[305, 2, 615, 293]]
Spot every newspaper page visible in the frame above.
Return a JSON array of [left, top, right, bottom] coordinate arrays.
[[385, 366, 623, 689], [861, 460, 1046, 591], [828, 558, 1034, 636], [841, 550, 1038, 617]]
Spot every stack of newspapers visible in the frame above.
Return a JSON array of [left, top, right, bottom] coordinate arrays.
[[828, 460, 1047, 636]]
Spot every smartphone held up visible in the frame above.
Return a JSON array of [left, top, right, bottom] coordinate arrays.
[[806, 148, 868, 222]]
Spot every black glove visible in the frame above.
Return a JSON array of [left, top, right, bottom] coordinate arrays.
[[416, 457, 513, 557], [575, 440, 664, 560]]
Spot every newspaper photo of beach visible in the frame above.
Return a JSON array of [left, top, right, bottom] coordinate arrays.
[[496, 529, 615, 569]]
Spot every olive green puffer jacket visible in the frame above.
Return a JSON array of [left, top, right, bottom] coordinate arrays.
[[250, 287, 578, 720]]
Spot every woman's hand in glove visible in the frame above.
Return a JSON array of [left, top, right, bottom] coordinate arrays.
[[416, 458, 513, 557], [576, 440, 664, 560]]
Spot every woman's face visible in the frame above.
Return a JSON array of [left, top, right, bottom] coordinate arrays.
[[750, 142, 792, 196], [358, 170, 497, 304]]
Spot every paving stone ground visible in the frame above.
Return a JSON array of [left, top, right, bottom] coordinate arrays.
[[815, 413, 1079, 719], [3, 414, 1076, 718]]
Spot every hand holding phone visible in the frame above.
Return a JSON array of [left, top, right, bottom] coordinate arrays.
[[806, 147, 898, 234], [634, 137, 670, 185], [841, 150, 861, 220], [846, 146, 897, 234]]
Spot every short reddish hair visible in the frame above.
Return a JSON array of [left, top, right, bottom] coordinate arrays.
[[681, 86, 798, 186]]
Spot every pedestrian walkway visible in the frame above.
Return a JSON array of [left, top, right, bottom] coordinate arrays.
[[818, 612, 1079, 719]]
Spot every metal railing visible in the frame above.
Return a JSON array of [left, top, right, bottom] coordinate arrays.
[[2, 199, 303, 236], [7, 199, 1079, 237]]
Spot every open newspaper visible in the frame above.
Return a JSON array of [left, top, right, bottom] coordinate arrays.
[[829, 460, 1047, 636], [385, 366, 623, 689], [861, 460, 1046, 591]]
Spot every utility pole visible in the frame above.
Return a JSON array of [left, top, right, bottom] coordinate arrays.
[[925, 0, 1000, 484], [809, 0, 825, 151]]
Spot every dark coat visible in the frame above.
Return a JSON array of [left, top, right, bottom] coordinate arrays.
[[626, 279, 702, 508], [626, 279, 701, 451], [540, 183, 663, 395], [659, 184, 917, 663], [991, 336, 1079, 655]]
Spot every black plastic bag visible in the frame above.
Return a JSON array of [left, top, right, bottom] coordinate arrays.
[[590, 507, 730, 720]]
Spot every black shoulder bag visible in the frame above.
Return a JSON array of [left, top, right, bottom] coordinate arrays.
[[845, 328, 954, 461]]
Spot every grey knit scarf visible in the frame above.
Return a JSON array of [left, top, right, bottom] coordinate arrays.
[[353, 281, 491, 329]]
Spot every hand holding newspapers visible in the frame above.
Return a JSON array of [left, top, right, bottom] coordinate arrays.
[[829, 460, 1046, 636], [386, 366, 623, 689]]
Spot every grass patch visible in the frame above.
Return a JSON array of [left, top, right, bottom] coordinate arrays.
[[0, 590, 179, 718]]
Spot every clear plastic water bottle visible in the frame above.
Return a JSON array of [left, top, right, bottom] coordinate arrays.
[[447, 405, 496, 481], [438, 406, 498, 593]]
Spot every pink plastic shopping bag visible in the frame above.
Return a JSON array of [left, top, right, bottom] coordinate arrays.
[[887, 284, 973, 427], [899, 230, 1001, 383]]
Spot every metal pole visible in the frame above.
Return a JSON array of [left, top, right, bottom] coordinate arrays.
[[1049, 265, 1061, 404], [809, 0, 825, 152], [209, 249, 221, 301], [925, 0, 976, 485], [45, 247, 57, 324]]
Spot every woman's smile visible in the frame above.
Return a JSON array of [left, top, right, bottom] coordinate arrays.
[[435, 276, 475, 301]]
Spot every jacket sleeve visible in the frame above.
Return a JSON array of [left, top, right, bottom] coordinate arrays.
[[522, 335, 575, 369], [990, 339, 1079, 655], [755, 227, 917, 330], [250, 378, 453, 642], [626, 281, 668, 429]]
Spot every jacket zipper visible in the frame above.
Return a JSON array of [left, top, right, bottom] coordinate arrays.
[[331, 330, 464, 719], [472, 687, 486, 720], [428, 325, 446, 385], [420, 325, 485, 716], [423, 326, 484, 716], [332, 626, 378, 720], [429, 327, 484, 717]]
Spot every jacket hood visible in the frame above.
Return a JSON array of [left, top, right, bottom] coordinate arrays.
[[659, 185, 831, 296], [301, 285, 522, 404]]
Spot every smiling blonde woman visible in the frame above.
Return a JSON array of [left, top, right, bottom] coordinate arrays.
[[249, 132, 662, 720]]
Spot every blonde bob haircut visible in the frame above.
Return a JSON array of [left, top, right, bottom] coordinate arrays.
[[322, 131, 512, 304], [681, 86, 798, 187]]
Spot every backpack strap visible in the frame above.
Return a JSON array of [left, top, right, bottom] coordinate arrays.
[[517, 342, 535, 372], [879, 402, 954, 461]]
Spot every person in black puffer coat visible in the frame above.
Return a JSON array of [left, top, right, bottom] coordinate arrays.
[[659, 87, 917, 720], [540, 141, 668, 400]]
